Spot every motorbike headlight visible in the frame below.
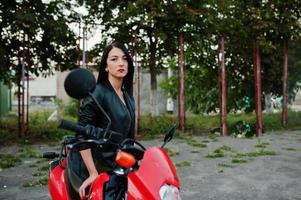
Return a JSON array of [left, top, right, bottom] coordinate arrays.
[[159, 184, 181, 200]]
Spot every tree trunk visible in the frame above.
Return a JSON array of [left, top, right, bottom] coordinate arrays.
[[282, 40, 288, 126], [218, 37, 227, 136], [178, 32, 186, 132], [252, 39, 263, 136]]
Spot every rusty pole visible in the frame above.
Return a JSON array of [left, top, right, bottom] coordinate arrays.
[[18, 59, 22, 138], [26, 62, 29, 136], [252, 39, 263, 136], [76, 22, 81, 120], [132, 29, 141, 136], [218, 37, 227, 136], [178, 32, 186, 132], [18, 35, 29, 137], [21, 50, 25, 136], [25, 35, 29, 136], [282, 40, 288, 126], [82, 24, 87, 68]]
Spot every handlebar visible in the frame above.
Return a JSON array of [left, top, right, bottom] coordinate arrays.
[[58, 120, 87, 135], [58, 119, 124, 143]]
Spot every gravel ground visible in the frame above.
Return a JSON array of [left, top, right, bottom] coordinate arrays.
[[1, 130, 301, 200]]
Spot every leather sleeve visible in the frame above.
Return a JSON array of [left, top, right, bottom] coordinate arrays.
[[77, 96, 102, 142], [78, 96, 98, 127]]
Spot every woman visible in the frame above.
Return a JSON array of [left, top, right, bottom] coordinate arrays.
[[77, 42, 135, 199]]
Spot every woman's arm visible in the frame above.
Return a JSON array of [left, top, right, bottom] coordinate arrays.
[[77, 95, 100, 198], [80, 149, 98, 176], [78, 149, 98, 198]]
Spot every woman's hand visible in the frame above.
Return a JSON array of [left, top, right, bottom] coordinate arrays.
[[79, 172, 98, 199]]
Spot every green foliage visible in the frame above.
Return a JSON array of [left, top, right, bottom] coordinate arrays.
[[0, 0, 79, 85], [156, 1, 301, 114], [53, 97, 79, 118], [64, 99, 78, 117], [0, 154, 22, 169], [231, 121, 256, 138], [139, 114, 177, 138], [1, 110, 301, 142], [28, 110, 71, 140], [186, 115, 220, 132]]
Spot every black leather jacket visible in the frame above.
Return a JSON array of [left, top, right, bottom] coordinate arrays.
[[78, 80, 135, 142], [67, 81, 135, 192]]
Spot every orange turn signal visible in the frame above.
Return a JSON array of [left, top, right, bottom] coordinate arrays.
[[115, 151, 136, 168]]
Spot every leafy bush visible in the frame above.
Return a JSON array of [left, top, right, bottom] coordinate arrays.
[[1, 110, 301, 142], [54, 97, 78, 118], [139, 114, 177, 139], [64, 99, 78, 117], [28, 110, 76, 140]]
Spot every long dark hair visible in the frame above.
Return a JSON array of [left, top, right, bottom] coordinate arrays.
[[97, 42, 134, 95]]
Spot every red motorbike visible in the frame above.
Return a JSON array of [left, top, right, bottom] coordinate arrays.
[[43, 68, 181, 200]]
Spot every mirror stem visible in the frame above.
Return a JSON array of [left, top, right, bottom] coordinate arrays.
[[89, 92, 112, 135]]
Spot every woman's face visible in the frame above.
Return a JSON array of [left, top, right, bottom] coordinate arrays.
[[106, 47, 128, 80]]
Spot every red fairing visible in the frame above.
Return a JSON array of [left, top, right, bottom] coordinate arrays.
[[128, 147, 180, 200], [90, 173, 110, 200], [48, 159, 69, 200]]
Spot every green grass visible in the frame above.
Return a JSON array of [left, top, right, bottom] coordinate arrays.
[[176, 161, 191, 168], [23, 177, 48, 187], [1, 110, 301, 143], [232, 150, 277, 158], [206, 145, 232, 159], [255, 142, 270, 148], [232, 158, 248, 163], [164, 147, 180, 157], [0, 154, 22, 169], [218, 163, 234, 168], [206, 149, 225, 158], [219, 145, 232, 152], [37, 164, 49, 172], [33, 172, 44, 177], [18, 146, 39, 158], [282, 147, 297, 151], [245, 150, 277, 157], [184, 136, 207, 148]]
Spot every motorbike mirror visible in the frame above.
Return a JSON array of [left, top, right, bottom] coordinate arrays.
[[64, 68, 112, 134], [64, 68, 96, 99], [162, 124, 177, 148]]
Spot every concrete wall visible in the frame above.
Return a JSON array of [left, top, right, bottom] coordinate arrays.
[[10, 69, 173, 115], [56, 70, 172, 115], [137, 70, 172, 114]]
